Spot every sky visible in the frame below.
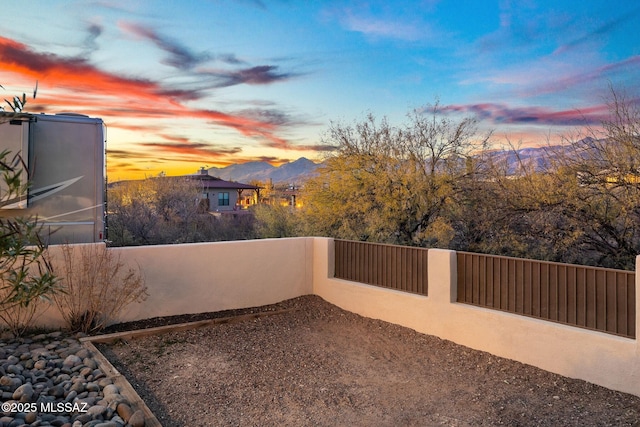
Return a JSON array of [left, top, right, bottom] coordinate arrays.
[[1, 1, 639, 181]]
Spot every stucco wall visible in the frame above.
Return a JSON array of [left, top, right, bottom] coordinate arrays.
[[207, 189, 238, 211], [312, 237, 640, 398], [113, 237, 314, 321], [21, 236, 640, 397], [35, 238, 314, 327]]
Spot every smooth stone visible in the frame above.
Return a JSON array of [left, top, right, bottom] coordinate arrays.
[[111, 415, 125, 425], [0, 375, 22, 389], [69, 382, 85, 394], [55, 374, 71, 383], [24, 411, 37, 423], [102, 384, 119, 396], [83, 358, 97, 370], [6, 365, 22, 375], [12, 382, 34, 401], [116, 403, 133, 422], [63, 355, 81, 367], [49, 385, 65, 398], [73, 413, 92, 424], [49, 415, 71, 426], [75, 348, 91, 359], [92, 369, 105, 379], [65, 390, 78, 402], [86, 382, 100, 392], [86, 404, 107, 417], [128, 410, 145, 427], [97, 378, 112, 388]]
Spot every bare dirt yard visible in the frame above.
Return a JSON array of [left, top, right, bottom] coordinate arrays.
[[99, 295, 640, 426]]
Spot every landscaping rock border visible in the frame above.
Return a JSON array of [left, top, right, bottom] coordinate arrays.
[[0, 332, 147, 427]]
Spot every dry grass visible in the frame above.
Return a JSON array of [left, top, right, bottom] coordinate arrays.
[[53, 244, 148, 333]]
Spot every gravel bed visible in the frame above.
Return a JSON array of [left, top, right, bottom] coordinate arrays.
[[100, 295, 640, 426], [0, 332, 145, 427]]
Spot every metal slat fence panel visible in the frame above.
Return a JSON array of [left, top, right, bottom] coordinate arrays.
[[334, 240, 428, 296], [456, 252, 636, 338]]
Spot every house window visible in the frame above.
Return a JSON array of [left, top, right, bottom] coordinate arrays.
[[218, 192, 230, 206]]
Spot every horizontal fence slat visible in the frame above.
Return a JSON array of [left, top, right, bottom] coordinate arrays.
[[334, 240, 428, 297], [456, 252, 636, 339]]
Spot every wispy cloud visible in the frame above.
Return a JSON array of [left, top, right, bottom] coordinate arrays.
[[0, 36, 165, 99], [554, 7, 640, 55], [441, 102, 610, 127], [328, 3, 437, 42], [118, 21, 211, 70], [296, 143, 336, 152], [141, 141, 243, 157], [523, 56, 640, 98], [118, 21, 301, 92], [342, 14, 423, 41], [82, 22, 103, 56], [0, 35, 307, 151], [202, 65, 299, 88]]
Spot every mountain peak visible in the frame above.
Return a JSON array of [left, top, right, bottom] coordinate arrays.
[[207, 157, 319, 184]]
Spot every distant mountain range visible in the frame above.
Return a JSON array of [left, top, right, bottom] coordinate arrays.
[[207, 157, 320, 184], [206, 141, 593, 184]]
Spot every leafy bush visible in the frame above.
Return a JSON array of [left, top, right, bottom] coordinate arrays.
[[0, 163, 59, 335], [0, 84, 59, 336]]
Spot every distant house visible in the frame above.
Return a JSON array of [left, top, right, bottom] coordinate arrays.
[[185, 167, 261, 213]]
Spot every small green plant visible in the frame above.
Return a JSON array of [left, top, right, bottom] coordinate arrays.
[[0, 81, 37, 113], [0, 153, 58, 336], [0, 82, 59, 336], [53, 243, 148, 333]]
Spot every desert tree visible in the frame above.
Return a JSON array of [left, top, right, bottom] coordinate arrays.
[[107, 175, 257, 245], [107, 178, 160, 245], [253, 203, 302, 238], [454, 86, 640, 269], [302, 102, 490, 246], [550, 87, 640, 269]]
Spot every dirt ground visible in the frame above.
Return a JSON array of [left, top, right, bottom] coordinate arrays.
[[99, 295, 640, 426]]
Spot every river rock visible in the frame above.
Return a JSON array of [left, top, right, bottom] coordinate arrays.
[[63, 354, 82, 367], [0, 334, 148, 427], [128, 409, 145, 427], [102, 384, 119, 397], [12, 382, 33, 401], [115, 402, 132, 422]]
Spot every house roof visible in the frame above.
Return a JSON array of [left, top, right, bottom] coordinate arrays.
[[183, 172, 260, 191], [108, 171, 261, 191]]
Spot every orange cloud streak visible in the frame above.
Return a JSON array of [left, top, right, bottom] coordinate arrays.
[[0, 36, 296, 149]]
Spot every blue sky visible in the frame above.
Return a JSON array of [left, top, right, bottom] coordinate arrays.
[[1, 0, 639, 180]]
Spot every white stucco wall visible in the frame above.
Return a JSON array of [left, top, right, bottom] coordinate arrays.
[[20, 236, 640, 397], [312, 237, 640, 397], [35, 238, 314, 327]]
